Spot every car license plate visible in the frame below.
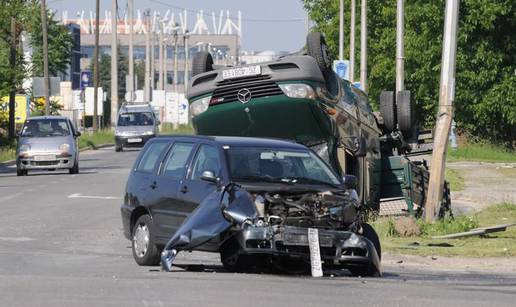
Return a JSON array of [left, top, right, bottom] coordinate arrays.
[[34, 155, 56, 161], [222, 65, 261, 80], [127, 138, 142, 143]]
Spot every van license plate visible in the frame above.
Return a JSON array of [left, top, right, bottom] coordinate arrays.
[[222, 65, 261, 80], [128, 138, 142, 143], [34, 155, 56, 161]]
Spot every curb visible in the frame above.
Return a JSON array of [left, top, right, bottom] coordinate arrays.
[[0, 143, 114, 168]]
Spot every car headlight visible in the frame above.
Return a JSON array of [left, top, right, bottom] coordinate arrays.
[[189, 96, 211, 117], [115, 130, 129, 137], [59, 143, 70, 152], [143, 130, 154, 135], [278, 83, 316, 99], [19, 144, 31, 152]]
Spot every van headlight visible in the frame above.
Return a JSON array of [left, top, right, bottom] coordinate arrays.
[[19, 144, 31, 152], [278, 83, 316, 99], [189, 96, 211, 117]]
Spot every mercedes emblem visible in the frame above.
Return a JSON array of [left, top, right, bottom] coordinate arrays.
[[237, 88, 252, 104]]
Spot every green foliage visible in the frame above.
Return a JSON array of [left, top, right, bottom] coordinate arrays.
[[445, 168, 464, 191], [418, 216, 479, 236], [303, 0, 516, 146], [78, 129, 114, 149], [160, 123, 194, 135]]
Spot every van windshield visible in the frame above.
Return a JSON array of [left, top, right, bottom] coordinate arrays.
[[117, 112, 154, 126]]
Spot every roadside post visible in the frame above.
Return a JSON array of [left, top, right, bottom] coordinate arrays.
[[424, 0, 460, 222]]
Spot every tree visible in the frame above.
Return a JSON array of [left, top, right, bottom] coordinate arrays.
[[304, 0, 515, 146]]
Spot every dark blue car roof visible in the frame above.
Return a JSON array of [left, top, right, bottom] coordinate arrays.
[[156, 135, 305, 150]]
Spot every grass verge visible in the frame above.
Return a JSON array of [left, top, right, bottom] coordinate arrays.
[[78, 129, 114, 149], [445, 168, 464, 191], [160, 123, 194, 135], [0, 146, 15, 163], [372, 203, 516, 257], [447, 143, 516, 163]]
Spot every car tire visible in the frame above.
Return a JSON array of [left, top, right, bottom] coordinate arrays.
[[361, 223, 381, 260], [306, 32, 332, 78], [69, 159, 79, 174], [115, 145, 123, 152], [379, 91, 396, 133], [396, 90, 415, 137], [132, 215, 160, 266], [192, 51, 214, 77], [16, 167, 27, 176]]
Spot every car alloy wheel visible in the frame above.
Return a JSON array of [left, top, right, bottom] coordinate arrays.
[[133, 224, 150, 258]]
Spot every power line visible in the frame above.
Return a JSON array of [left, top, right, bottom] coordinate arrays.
[[149, 0, 305, 23]]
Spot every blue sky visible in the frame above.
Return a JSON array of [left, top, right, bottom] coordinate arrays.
[[48, 0, 308, 52]]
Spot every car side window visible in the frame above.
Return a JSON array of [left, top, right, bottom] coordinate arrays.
[[136, 142, 168, 173], [190, 144, 221, 180], [162, 142, 195, 178]]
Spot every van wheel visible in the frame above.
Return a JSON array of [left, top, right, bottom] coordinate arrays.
[[115, 145, 123, 152], [306, 32, 332, 78], [192, 51, 214, 77], [132, 215, 160, 266], [69, 160, 79, 174], [16, 167, 27, 176]]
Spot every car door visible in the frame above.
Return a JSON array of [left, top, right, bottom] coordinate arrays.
[[177, 143, 225, 220], [146, 141, 196, 242]]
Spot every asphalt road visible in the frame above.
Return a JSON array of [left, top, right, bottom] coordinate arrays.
[[0, 147, 514, 307]]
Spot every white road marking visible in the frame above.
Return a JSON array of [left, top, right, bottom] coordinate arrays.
[[0, 193, 22, 203], [0, 237, 35, 242], [68, 193, 121, 200]]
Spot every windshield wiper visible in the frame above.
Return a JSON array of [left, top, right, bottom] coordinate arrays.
[[283, 177, 341, 189]]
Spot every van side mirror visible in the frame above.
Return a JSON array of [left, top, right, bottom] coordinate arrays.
[[200, 170, 219, 184], [156, 120, 161, 126], [353, 137, 367, 157]]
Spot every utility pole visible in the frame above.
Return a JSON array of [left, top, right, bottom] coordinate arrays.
[[173, 27, 178, 92], [151, 27, 155, 90], [339, 0, 344, 60], [396, 0, 405, 94], [128, 0, 134, 102], [8, 18, 17, 141], [40, 0, 50, 115], [163, 34, 168, 91], [360, 0, 367, 92], [110, 0, 118, 126], [424, 0, 460, 222], [158, 23, 164, 90], [93, 0, 100, 131], [183, 30, 190, 93], [349, 0, 356, 82], [144, 9, 151, 102]]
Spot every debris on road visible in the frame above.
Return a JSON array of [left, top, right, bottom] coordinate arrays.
[[431, 223, 516, 239]]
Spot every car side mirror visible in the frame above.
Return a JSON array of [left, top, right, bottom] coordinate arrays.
[[75, 131, 82, 138], [342, 175, 358, 189], [200, 170, 219, 184], [353, 137, 367, 157]]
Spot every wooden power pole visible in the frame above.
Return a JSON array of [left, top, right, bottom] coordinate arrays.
[[40, 0, 50, 115], [424, 0, 460, 222]]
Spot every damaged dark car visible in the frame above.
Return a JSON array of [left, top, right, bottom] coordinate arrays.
[[121, 135, 381, 276]]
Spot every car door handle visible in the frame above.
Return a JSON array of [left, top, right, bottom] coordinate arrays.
[[180, 186, 188, 194], [150, 181, 157, 189]]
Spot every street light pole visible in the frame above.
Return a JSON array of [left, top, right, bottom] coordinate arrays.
[[151, 30, 155, 90], [110, 0, 118, 126], [128, 0, 134, 102], [144, 9, 151, 101], [158, 24, 164, 90], [40, 0, 50, 115], [173, 27, 178, 92], [396, 0, 405, 94], [339, 0, 344, 60], [360, 0, 367, 92], [93, 0, 100, 131], [349, 0, 356, 82]]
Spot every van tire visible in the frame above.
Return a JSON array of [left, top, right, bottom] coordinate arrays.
[[192, 51, 214, 77], [306, 32, 332, 78]]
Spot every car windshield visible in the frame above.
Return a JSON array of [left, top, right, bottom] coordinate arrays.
[[117, 112, 154, 126], [227, 147, 341, 186], [20, 119, 70, 137]]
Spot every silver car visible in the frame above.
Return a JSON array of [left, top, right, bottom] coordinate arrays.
[[16, 116, 81, 176]]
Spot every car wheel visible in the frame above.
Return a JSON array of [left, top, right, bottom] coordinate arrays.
[[396, 90, 415, 138], [69, 159, 79, 174], [379, 91, 396, 133], [16, 167, 26, 176], [192, 51, 214, 77], [132, 215, 160, 266], [115, 145, 123, 152], [361, 223, 381, 260], [306, 32, 332, 78]]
